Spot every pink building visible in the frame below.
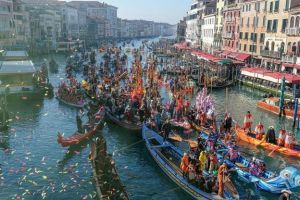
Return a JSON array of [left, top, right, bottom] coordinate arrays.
[[222, 0, 240, 52]]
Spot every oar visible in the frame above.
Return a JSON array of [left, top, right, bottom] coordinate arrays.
[[267, 146, 280, 157]]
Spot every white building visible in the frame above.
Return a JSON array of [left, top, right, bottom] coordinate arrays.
[[0, 0, 14, 48], [61, 5, 79, 39], [186, 0, 201, 46], [201, 13, 216, 53]]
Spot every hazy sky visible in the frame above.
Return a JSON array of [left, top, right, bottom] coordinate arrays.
[[65, 0, 190, 24]]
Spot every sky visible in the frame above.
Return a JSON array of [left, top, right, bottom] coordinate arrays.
[[65, 0, 190, 24]]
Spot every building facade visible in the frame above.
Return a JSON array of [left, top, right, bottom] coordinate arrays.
[[239, 0, 267, 65], [261, 0, 289, 70], [222, 0, 240, 52], [61, 5, 79, 40], [0, 0, 14, 48], [186, 0, 201, 46], [214, 0, 225, 49], [201, 13, 216, 53], [284, 0, 300, 66]]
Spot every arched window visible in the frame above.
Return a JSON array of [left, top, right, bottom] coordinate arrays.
[[265, 41, 269, 50], [271, 41, 275, 51], [296, 16, 300, 27], [292, 42, 297, 53], [280, 42, 285, 53], [263, 16, 266, 26], [287, 42, 292, 53], [290, 16, 295, 28]]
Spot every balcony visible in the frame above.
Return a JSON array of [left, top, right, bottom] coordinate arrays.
[[222, 32, 233, 38], [261, 50, 281, 59], [282, 55, 297, 64], [225, 17, 233, 22], [286, 27, 300, 36]]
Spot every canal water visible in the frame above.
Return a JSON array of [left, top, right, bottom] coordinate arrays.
[[0, 38, 299, 200]]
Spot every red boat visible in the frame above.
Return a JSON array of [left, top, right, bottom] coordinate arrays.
[[257, 97, 300, 119], [57, 107, 105, 147]]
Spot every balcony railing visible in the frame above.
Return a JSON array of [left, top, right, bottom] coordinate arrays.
[[282, 55, 297, 64], [261, 50, 281, 59], [225, 17, 233, 22], [222, 32, 233, 38], [286, 27, 300, 36]]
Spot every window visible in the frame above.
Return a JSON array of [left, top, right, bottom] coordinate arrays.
[[270, 2, 273, 12], [272, 19, 278, 32], [274, 0, 279, 12], [245, 32, 249, 39], [267, 20, 272, 32], [247, 17, 250, 27], [241, 17, 244, 26], [285, 0, 290, 11], [260, 33, 265, 43], [282, 19, 288, 32], [296, 17, 300, 27], [244, 44, 247, 51], [249, 4, 251, 11], [263, 16, 266, 26], [239, 44, 241, 50], [257, 2, 261, 12], [253, 17, 256, 27], [240, 32, 243, 39], [290, 16, 295, 28]]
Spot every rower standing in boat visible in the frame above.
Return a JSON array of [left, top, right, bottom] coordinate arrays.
[[243, 111, 253, 132], [218, 162, 228, 198], [224, 113, 232, 133], [285, 132, 295, 149], [180, 153, 189, 178], [266, 126, 276, 144], [277, 129, 287, 146], [162, 118, 171, 141], [254, 122, 265, 140]]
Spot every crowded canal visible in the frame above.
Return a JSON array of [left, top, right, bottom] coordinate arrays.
[[0, 38, 300, 200]]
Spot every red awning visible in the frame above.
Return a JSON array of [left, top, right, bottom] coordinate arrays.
[[282, 63, 300, 70], [220, 51, 250, 62], [191, 50, 222, 62], [241, 67, 300, 84], [234, 53, 251, 62]]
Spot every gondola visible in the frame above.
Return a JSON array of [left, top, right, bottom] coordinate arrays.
[[56, 95, 86, 109], [142, 125, 239, 200], [198, 131, 300, 194], [57, 107, 105, 147], [105, 107, 142, 131], [235, 124, 300, 158]]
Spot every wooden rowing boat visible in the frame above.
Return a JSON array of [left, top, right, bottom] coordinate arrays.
[[57, 107, 105, 147], [105, 107, 142, 131], [56, 95, 86, 109], [256, 97, 300, 119], [142, 125, 239, 200], [235, 124, 300, 158]]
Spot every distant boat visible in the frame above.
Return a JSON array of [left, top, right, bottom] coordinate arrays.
[[257, 97, 300, 119]]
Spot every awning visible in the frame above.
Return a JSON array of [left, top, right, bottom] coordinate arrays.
[[282, 63, 300, 70], [191, 50, 222, 62], [241, 67, 300, 84], [228, 52, 251, 62]]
